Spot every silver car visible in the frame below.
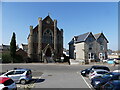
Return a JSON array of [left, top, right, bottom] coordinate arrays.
[[0, 68, 32, 84], [89, 69, 109, 79]]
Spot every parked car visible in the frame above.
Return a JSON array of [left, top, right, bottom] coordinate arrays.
[[0, 77, 17, 90], [91, 72, 120, 89], [81, 68, 91, 77], [0, 68, 32, 84], [107, 59, 114, 64], [113, 70, 120, 73], [102, 59, 108, 63], [89, 69, 109, 80], [81, 65, 110, 77], [101, 80, 120, 90], [114, 58, 120, 64]]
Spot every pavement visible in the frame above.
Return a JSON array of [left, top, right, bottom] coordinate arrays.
[[0, 63, 119, 89]]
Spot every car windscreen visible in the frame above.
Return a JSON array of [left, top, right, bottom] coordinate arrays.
[[26, 70, 32, 75], [97, 71, 108, 74], [3, 79, 14, 86]]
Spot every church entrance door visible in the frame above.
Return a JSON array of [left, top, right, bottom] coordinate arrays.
[[45, 48, 54, 63], [46, 48, 51, 57]]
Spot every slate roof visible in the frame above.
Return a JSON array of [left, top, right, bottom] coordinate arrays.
[[69, 32, 108, 44], [75, 32, 91, 43], [68, 39, 74, 45], [94, 33, 109, 43], [69, 32, 91, 44]]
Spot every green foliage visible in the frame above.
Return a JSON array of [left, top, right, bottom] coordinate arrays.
[[2, 52, 24, 63], [14, 54, 24, 63], [10, 32, 16, 62], [2, 53, 11, 63]]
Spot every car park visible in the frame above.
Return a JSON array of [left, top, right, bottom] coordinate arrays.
[[89, 69, 109, 80], [0, 68, 32, 84], [0, 77, 17, 90], [81, 65, 110, 77], [91, 72, 120, 89], [101, 80, 120, 90]]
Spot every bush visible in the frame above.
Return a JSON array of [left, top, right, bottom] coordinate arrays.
[[14, 54, 24, 63], [2, 53, 24, 63], [2, 53, 11, 63]]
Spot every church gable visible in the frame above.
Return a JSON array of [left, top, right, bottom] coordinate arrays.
[[42, 15, 55, 34], [42, 15, 54, 25]]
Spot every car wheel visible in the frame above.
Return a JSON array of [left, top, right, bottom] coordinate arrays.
[[20, 79, 26, 85]]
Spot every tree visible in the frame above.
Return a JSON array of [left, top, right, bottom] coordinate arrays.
[[10, 32, 16, 63]]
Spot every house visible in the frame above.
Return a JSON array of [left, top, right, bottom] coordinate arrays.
[[19, 44, 28, 53], [16, 48, 28, 60], [69, 32, 108, 63], [0, 44, 10, 53]]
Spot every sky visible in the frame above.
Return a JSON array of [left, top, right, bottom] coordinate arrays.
[[1, 2, 118, 50]]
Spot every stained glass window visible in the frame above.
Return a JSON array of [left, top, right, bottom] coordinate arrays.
[[43, 29, 53, 44]]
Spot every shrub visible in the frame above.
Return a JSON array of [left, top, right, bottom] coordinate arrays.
[[14, 54, 24, 63], [2, 53, 11, 63], [2, 53, 24, 63]]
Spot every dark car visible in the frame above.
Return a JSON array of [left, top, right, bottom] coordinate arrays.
[[81, 68, 91, 77], [101, 80, 120, 90], [81, 65, 110, 77], [114, 58, 120, 64], [91, 72, 120, 89]]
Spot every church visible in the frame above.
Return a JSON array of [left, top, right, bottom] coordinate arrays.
[[27, 15, 63, 63]]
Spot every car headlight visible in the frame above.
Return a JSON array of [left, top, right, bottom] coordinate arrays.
[[95, 81, 100, 85], [82, 71, 85, 73]]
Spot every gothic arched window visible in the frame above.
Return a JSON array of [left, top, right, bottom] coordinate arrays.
[[43, 29, 53, 44]]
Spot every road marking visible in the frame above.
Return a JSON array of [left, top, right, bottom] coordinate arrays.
[[81, 74, 93, 90], [77, 72, 93, 90], [34, 73, 43, 83]]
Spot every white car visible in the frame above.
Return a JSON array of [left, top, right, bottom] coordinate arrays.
[[0, 77, 17, 90], [102, 59, 108, 63], [89, 69, 109, 79], [113, 70, 120, 73], [0, 68, 32, 84]]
